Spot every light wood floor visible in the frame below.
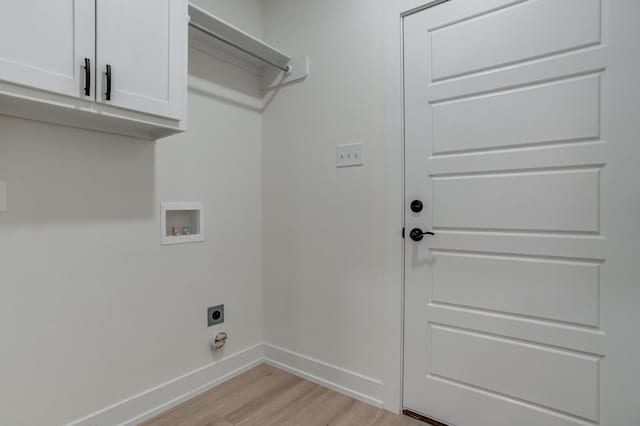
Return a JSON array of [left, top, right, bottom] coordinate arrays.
[[141, 364, 422, 426]]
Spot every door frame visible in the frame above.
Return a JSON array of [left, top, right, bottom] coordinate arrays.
[[382, 0, 449, 414]]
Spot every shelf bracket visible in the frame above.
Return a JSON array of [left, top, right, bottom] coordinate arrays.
[[261, 56, 309, 91]]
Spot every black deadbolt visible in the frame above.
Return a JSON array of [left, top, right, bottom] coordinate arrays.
[[410, 200, 423, 213]]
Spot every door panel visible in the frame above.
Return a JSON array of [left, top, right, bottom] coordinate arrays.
[[96, 0, 187, 119], [430, 325, 599, 421], [0, 0, 94, 99], [432, 168, 601, 232], [431, 251, 600, 326], [431, 75, 601, 155], [403, 0, 640, 425], [429, 0, 601, 81]]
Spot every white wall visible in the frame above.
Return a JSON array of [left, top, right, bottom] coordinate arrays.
[[0, 2, 264, 425], [262, 0, 388, 385], [0, 1, 395, 423]]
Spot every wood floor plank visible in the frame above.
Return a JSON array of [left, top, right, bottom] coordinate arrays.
[[236, 379, 318, 426], [195, 366, 293, 419], [331, 397, 388, 426], [259, 382, 330, 426], [142, 364, 422, 426], [286, 390, 356, 426], [224, 374, 303, 424]]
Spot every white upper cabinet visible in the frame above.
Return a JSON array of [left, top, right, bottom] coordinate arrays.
[[0, 0, 187, 140], [96, 0, 187, 120], [0, 0, 95, 100]]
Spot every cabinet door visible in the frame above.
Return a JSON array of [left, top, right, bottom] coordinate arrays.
[[0, 0, 95, 99], [96, 0, 187, 120]]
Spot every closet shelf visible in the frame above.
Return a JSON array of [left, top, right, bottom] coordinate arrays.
[[188, 2, 308, 90]]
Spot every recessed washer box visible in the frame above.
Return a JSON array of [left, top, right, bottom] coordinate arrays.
[[161, 202, 204, 245]]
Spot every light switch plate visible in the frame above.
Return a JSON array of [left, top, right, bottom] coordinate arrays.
[[0, 180, 6, 212], [336, 143, 364, 168]]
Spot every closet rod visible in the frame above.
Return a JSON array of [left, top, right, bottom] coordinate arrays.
[[189, 21, 292, 73]]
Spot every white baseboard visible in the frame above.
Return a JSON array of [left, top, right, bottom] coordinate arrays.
[[67, 343, 385, 426], [262, 343, 384, 408], [67, 344, 264, 426]]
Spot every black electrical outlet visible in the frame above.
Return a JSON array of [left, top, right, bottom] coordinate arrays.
[[207, 304, 224, 327]]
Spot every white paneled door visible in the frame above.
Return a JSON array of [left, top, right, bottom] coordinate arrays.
[[403, 1, 640, 425], [96, 0, 187, 120], [0, 0, 95, 99]]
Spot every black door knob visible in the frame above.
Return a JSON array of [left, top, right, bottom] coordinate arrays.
[[410, 200, 423, 213], [409, 228, 435, 242]]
